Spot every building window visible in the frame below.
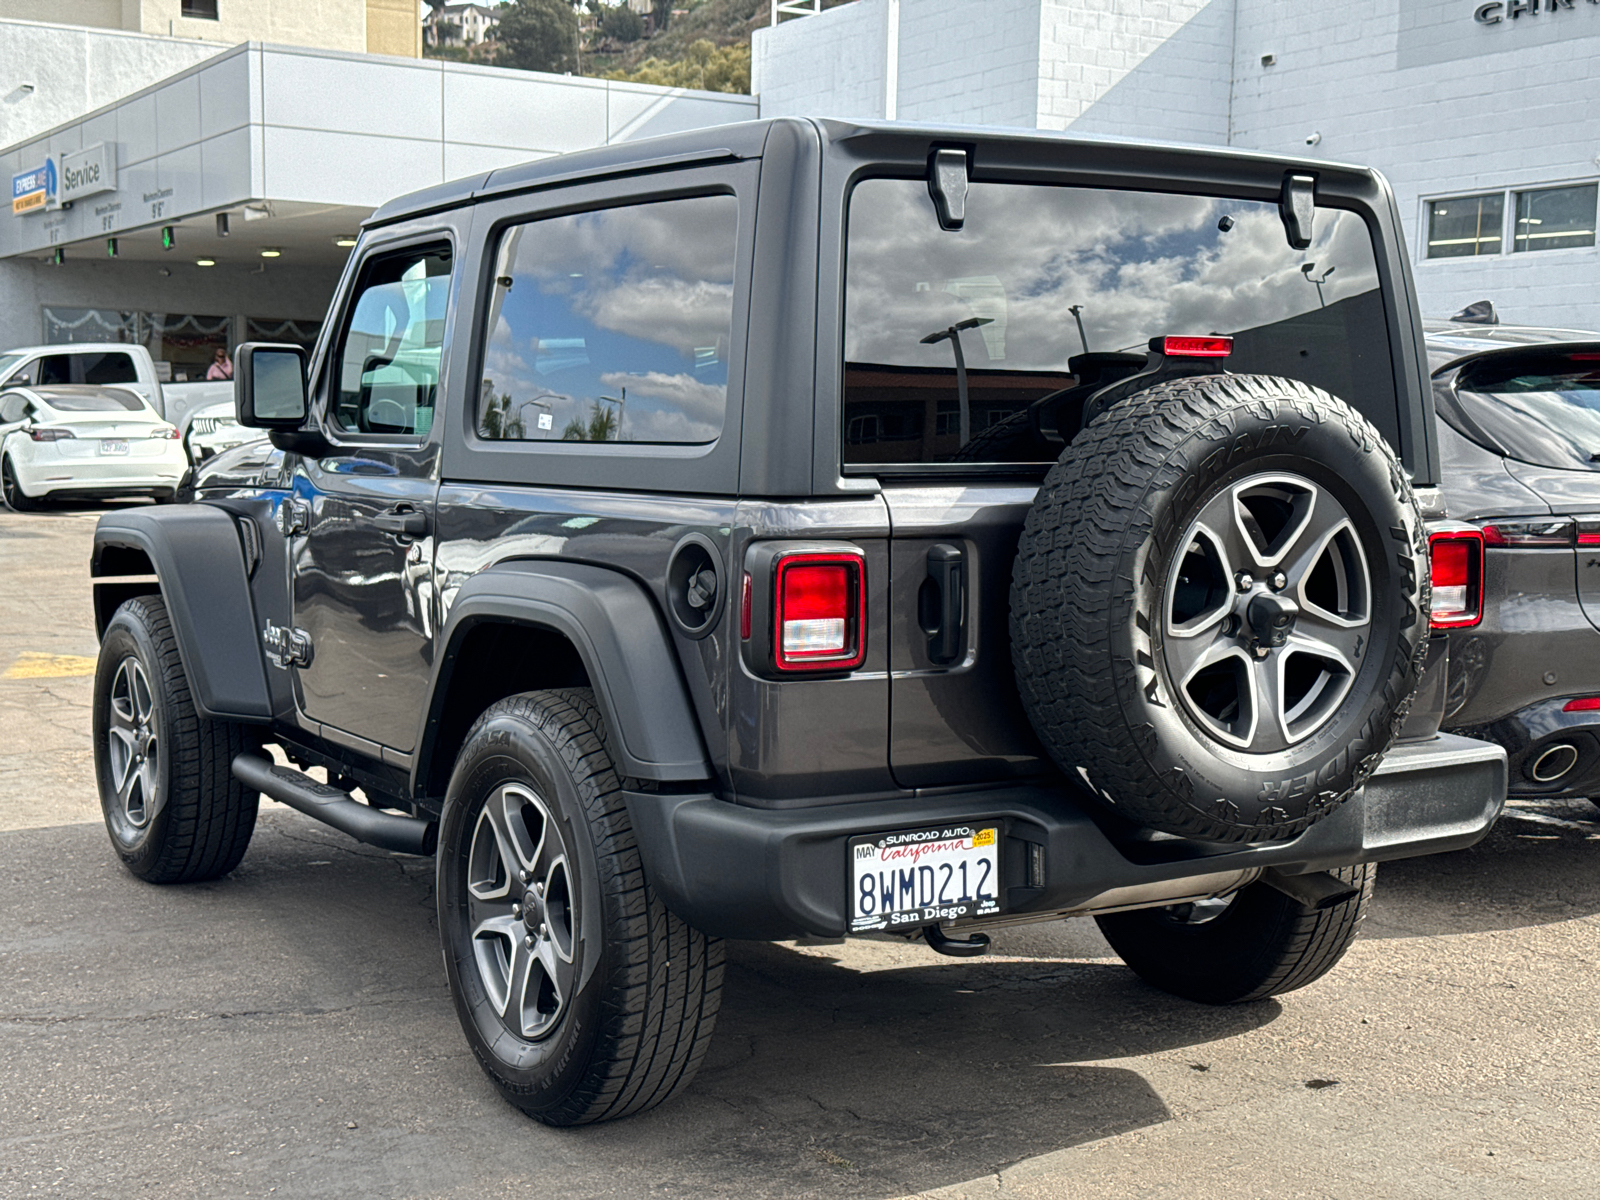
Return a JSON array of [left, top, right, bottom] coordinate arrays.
[[181, 1, 220, 19], [1426, 194, 1504, 259], [1513, 184, 1598, 253]]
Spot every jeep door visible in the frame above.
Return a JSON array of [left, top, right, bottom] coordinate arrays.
[[289, 234, 460, 754]]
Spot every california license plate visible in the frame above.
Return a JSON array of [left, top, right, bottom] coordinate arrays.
[[849, 824, 1001, 933], [99, 439, 129, 455]]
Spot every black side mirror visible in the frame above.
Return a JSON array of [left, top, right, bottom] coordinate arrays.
[[235, 343, 309, 429]]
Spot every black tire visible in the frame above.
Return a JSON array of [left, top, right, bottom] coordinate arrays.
[[2, 454, 40, 512], [1011, 374, 1429, 843], [92, 595, 258, 882], [1096, 863, 1375, 1004], [438, 689, 723, 1127]]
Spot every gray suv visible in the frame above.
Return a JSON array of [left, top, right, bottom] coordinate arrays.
[[87, 119, 1506, 1126]]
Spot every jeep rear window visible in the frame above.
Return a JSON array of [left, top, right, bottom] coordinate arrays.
[[477, 194, 738, 446], [843, 178, 1397, 469]]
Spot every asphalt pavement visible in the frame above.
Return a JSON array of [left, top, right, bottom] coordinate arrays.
[[2, 503, 1597, 1199]]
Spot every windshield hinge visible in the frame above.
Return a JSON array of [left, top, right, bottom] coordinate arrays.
[[928, 148, 969, 231], [1279, 173, 1316, 250]]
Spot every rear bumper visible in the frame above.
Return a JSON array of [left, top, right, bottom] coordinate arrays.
[[626, 733, 1507, 940], [1453, 697, 1600, 799]]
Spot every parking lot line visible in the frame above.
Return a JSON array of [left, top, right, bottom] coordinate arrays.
[[2, 652, 98, 679]]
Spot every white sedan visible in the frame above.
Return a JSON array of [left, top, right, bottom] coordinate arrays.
[[0, 384, 188, 510]]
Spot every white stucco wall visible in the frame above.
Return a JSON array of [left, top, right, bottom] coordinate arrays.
[[0, 18, 223, 150]]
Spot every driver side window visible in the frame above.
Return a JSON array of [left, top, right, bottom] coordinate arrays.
[[332, 244, 452, 436]]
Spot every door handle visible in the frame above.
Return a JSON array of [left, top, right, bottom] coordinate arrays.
[[918, 543, 966, 665], [373, 507, 428, 537]]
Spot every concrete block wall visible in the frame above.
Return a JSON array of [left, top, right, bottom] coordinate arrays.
[[1038, 0, 1233, 145], [895, 0, 1039, 127], [1227, 0, 1600, 327], [752, 0, 891, 121]]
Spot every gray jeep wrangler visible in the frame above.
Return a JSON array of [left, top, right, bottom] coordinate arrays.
[[88, 118, 1507, 1126]]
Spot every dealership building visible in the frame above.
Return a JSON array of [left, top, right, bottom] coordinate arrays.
[[3, 0, 1599, 370]]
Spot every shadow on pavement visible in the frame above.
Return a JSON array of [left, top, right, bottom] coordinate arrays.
[[2, 814, 1285, 1199], [1365, 796, 1600, 939]]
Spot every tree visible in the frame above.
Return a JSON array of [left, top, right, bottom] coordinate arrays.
[[561, 401, 619, 442], [600, 3, 645, 42], [493, 0, 580, 74], [608, 39, 750, 94], [479, 384, 526, 439], [651, 0, 672, 35], [433, 19, 462, 45]]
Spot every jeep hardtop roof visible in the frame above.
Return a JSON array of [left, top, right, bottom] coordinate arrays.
[[364, 116, 1394, 230]]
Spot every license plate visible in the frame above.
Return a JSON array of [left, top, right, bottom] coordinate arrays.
[[99, 439, 128, 455], [849, 824, 1001, 933]]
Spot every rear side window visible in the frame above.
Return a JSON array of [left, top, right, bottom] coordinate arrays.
[[1446, 349, 1600, 471], [333, 246, 452, 437], [34, 352, 137, 386], [843, 179, 1396, 468], [476, 194, 738, 445]]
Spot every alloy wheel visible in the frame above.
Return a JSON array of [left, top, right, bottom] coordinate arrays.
[[106, 656, 161, 828], [1162, 472, 1372, 753], [463, 782, 577, 1041]]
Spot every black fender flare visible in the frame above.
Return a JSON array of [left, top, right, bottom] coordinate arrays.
[[416, 560, 712, 787], [91, 506, 272, 722]]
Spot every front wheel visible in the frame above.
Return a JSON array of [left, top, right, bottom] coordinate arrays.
[[92, 594, 258, 881], [438, 689, 723, 1126], [1095, 863, 1375, 1004]]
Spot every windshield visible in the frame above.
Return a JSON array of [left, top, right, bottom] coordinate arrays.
[[1446, 349, 1600, 471], [0, 354, 21, 377], [843, 178, 1397, 468], [41, 390, 147, 413]]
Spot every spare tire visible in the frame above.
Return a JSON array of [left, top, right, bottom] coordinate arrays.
[[1011, 374, 1430, 843]]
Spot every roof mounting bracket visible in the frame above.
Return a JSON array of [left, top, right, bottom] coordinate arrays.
[[928, 148, 969, 231], [1279, 173, 1316, 250]]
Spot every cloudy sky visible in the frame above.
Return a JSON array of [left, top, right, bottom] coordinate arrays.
[[480, 193, 738, 443], [845, 179, 1381, 372]]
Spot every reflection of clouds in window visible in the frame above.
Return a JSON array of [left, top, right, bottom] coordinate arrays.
[[478, 194, 738, 445], [599, 370, 725, 443], [846, 181, 1380, 370]]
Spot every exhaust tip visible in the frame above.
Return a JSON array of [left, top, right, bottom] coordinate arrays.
[[1529, 742, 1580, 784]]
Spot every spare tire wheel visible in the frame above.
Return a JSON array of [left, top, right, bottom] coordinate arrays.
[[1011, 374, 1430, 843]]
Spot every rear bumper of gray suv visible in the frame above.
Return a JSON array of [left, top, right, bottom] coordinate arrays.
[[625, 733, 1507, 940]]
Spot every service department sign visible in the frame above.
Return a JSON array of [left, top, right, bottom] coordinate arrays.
[[59, 143, 116, 204], [11, 159, 55, 215]]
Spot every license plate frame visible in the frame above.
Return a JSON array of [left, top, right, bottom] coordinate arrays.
[[848, 823, 1002, 934], [99, 438, 129, 455]]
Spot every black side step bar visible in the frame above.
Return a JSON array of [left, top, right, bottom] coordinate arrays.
[[231, 754, 437, 856]]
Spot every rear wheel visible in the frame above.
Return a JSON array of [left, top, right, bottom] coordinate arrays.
[[1095, 864, 1375, 1003], [92, 595, 258, 882], [1, 454, 40, 512], [438, 689, 723, 1126]]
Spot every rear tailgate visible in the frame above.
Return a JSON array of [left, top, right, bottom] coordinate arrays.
[[884, 483, 1046, 789]]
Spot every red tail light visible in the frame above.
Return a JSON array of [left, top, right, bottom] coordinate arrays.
[[1563, 697, 1600, 712], [147, 427, 182, 440], [1428, 528, 1484, 629], [773, 552, 865, 671], [27, 427, 75, 442], [1479, 518, 1573, 547], [1157, 335, 1233, 358]]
